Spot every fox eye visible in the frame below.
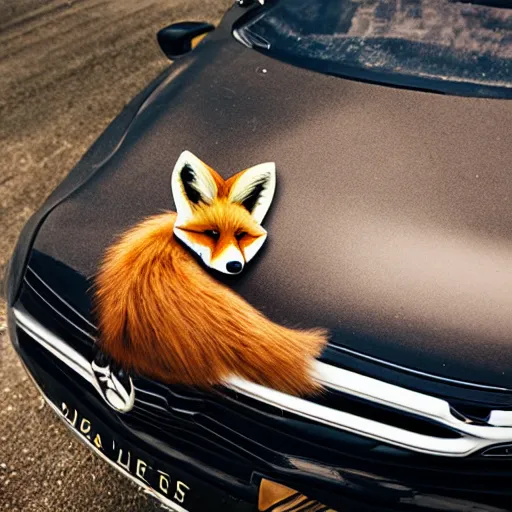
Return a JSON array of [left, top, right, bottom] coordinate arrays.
[[235, 231, 247, 241], [204, 230, 220, 240]]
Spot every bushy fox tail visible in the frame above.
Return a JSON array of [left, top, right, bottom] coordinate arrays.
[[94, 212, 328, 396]]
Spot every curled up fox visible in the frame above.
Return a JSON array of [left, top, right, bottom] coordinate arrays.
[[95, 151, 328, 396]]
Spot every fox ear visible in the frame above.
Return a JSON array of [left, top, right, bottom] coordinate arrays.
[[228, 162, 276, 224], [172, 151, 219, 220]]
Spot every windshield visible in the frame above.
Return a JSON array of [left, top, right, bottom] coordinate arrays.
[[234, 0, 512, 98]]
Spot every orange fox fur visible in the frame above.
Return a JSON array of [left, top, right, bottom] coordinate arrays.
[[94, 212, 328, 396]]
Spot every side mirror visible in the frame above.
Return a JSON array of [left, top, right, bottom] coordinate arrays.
[[157, 22, 215, 59]]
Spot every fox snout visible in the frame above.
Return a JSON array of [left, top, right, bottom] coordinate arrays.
[[209, 243, 245, 275]]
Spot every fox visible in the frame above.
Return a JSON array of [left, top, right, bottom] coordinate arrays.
[[94, 150, 328, 396]]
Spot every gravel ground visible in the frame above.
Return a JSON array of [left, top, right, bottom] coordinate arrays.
[[0, 1, 230, 510]]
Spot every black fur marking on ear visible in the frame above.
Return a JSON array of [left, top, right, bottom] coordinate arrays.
[[240, 176, 268, 214], [181, 164, 202, 204]]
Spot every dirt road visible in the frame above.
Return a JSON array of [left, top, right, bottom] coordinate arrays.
[[0, 1, 230, 510]]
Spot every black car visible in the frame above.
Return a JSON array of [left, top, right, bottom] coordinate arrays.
[[5, 0, 512, 510]]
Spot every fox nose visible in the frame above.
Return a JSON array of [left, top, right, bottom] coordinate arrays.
[[226, 261, 243, 274]]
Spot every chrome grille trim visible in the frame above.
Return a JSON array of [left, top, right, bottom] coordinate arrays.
[[13, 307, 512, 458], [489, 410, 512, 427], [14, 308, 96, 387]]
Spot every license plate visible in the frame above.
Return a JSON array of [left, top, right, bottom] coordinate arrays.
[[52, 399, 191, 511]]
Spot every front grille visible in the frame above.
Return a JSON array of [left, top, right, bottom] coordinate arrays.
[[15, 264, 512, 467], [124, 377, 512, 499]]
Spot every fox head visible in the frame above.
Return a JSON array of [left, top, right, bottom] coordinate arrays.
[[171, 150, 276, 275]]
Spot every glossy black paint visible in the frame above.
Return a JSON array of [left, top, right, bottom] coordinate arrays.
[[5, 3, 512, 511]]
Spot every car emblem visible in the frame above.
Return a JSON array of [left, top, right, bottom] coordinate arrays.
[[91, 353, 135, 413]]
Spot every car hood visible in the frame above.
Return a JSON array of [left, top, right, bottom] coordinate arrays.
[[31, 26, 512, 388]]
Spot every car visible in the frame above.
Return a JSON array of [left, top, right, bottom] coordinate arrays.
[[4, 0, 512, 510]]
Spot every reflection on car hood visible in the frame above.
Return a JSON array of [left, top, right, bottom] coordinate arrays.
[[32, 33, 512, 388]]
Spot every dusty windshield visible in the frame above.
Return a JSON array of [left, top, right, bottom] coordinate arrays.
[[234, 0, 512, 97]]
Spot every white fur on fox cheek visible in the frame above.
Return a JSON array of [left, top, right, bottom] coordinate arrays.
[[173, 227, 212, 267], [242, 232, 267, 263]]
